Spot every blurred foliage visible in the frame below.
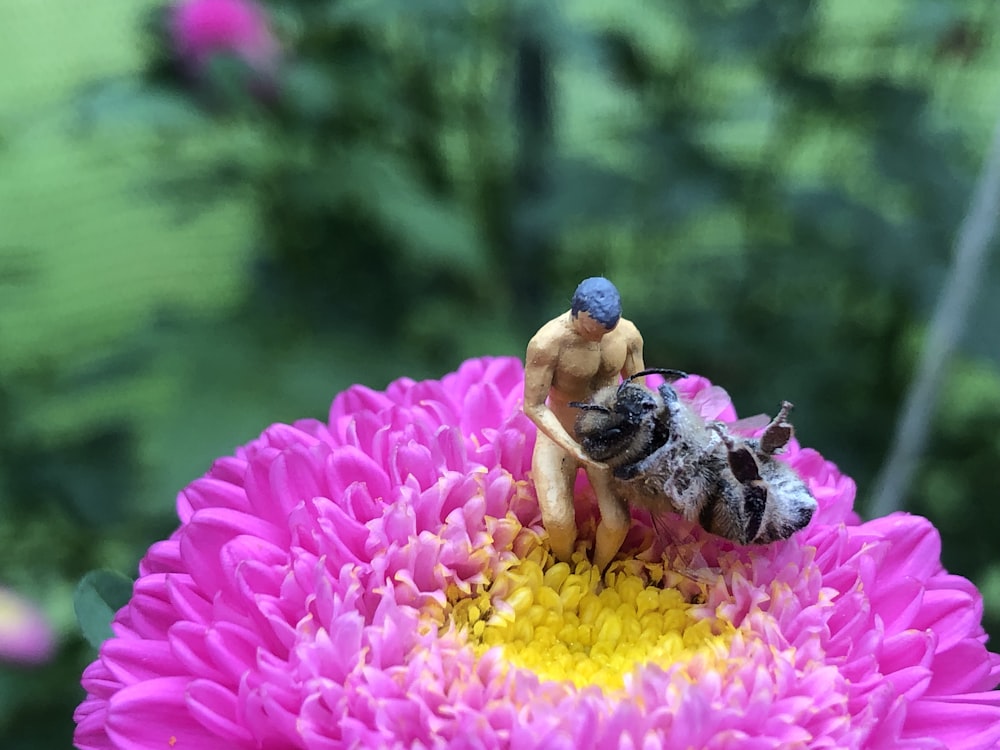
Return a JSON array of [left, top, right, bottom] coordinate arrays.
[[2, 0, 1000, 746], [73, 570, 134, 649]]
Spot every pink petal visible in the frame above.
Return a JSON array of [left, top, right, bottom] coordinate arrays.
[[106, 676, 234, 749], [900, 696, 1000, 750]]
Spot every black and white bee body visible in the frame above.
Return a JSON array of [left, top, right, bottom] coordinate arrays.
[[570, 369, 817, 546]]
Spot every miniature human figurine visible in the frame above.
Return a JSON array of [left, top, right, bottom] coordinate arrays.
[[524, 277, 645, 573]]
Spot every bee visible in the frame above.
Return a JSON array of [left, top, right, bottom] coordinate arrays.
[[570, 369, 817, 545]]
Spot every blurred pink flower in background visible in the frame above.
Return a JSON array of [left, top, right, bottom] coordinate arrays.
[[169, 0, 278, 72], [73, 358, 1000, 749], [0, 586, 54, 665]]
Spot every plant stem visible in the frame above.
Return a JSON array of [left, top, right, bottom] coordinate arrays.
[[869, 110, 1000, 517]]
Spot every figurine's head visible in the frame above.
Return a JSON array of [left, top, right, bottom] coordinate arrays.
[[571, 277, 621, 340]]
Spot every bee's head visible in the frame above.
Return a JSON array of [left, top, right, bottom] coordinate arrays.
[[569, 369, 686, 464], [614, 382, 659, 420], [570, 383, 660, 463]]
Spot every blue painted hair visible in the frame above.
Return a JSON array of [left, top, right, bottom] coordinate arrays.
[[570, 277, 621, 328]]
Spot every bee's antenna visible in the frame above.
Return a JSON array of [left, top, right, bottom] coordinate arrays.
[[569, 402, 611, 414], [625, 368, 688, 384]]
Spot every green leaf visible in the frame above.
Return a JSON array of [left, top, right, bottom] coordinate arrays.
[[73, 570, 134, 648], [74, 79, 206, 133], [282, 62, 340, 119], [324, 0, 462, 27], [340, 147, 487, 274]]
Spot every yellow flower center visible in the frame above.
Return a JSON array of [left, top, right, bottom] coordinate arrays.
[[449, 532, 734, 691]]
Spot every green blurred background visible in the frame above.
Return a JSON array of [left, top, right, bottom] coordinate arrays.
[[2, 0, 1000, 746]]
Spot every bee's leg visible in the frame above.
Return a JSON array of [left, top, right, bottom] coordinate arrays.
[[707, 424, 755, 481], [759, 401, 794, 455], [657, 383, 680, 405], [619, 442, 672, 482], [707, 424, 768, 543], [705, 422, 734, 451], [613, 462, 641, 480], [723, 441, 758, 482]]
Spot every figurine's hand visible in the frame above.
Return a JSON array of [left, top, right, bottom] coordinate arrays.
[[580, 454, 609, 472]]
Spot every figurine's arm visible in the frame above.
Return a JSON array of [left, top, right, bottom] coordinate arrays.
[[523, 339, 595, 465], [621, 323, 645, 380]]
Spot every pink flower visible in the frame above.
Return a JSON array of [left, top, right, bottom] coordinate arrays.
[[0, 586, 55, 664], [170, 0, 278, 72], [74, 357, 1000, 749]]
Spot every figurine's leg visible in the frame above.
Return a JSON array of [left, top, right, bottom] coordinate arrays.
[[532, 433, 579, 562], [588, 464, 630, 574]]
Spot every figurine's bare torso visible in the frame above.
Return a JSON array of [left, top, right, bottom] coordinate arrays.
[[533, 313, 638, 432]]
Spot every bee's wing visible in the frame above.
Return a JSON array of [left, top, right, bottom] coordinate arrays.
[[728, 413, 771, 436], [665, 535, 722, 585], [645, 512, 720, 585]]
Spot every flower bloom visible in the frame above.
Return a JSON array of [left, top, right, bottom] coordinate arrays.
[[74, 357, 1000, 749], [0, 586, 54, 664], [169, 0, 278, 72]]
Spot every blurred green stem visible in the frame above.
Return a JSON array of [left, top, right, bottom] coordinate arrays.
[[870, 105, 1000, 517], [510, 19, 553, 326]]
